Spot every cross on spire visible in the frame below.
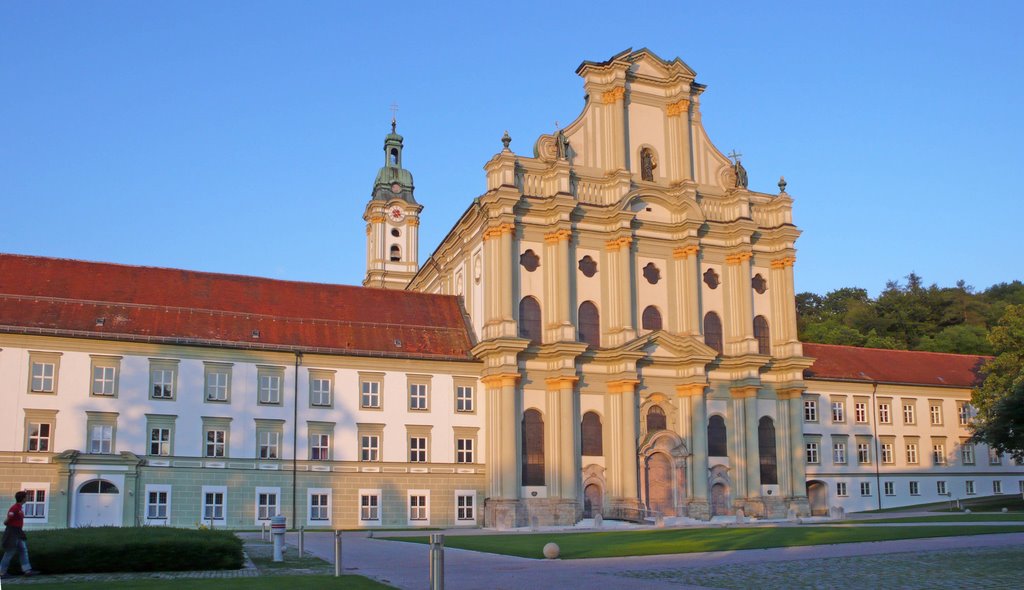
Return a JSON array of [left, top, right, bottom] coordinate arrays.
[[727, 150, 743, 164], [389, 102, 399, 131]]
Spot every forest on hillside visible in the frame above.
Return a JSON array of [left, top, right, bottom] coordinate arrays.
[[795, 273, 1024, 355]]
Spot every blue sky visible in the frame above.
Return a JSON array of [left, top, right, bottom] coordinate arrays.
[[2, 1, 1021, 296]]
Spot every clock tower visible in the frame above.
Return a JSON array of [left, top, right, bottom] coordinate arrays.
[[363, 120, 422, 289]]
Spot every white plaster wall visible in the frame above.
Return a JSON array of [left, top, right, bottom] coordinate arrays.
[[636, 255, 669, 333], [700, 263, 725, 333], [627, 103, 666, 179]]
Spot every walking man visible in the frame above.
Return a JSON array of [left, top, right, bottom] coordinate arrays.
[[1, 491, 38, 579]]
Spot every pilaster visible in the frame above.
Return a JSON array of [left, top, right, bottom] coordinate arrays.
[[769, 255, 801, 358], [543, 228, 576, 342], [482, 222, 517, 340], [678, 383, 710, 518], [603, 236, 636, 347], [605, 378, 640, 509], [723, 251, 757, 355]]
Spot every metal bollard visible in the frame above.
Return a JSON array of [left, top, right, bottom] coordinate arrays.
[[298, 526, 305, 558], [334, 530, 343, 577], [261, 521, 268, 542], [429, 533, 445, 590]]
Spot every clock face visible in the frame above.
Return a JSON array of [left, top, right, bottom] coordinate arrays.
[[390, 183, 402, 194], [389, 206, 405, 222]]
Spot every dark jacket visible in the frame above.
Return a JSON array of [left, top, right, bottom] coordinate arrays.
[[1, 525, 25, 551]]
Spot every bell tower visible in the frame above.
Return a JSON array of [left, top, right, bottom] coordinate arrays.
[[363, 119, 421, 290]]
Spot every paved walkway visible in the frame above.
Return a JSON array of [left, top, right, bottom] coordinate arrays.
[[275, 529, 1024, 590]]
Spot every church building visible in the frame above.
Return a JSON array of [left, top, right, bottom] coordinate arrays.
[[0, 49, 1018, 530]]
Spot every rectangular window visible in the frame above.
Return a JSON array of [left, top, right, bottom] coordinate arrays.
[[92, 364, 117, 396], [836, 481, 848, 497], [27, 422, 51, 452], [937, 481, 947, 495], [361, 435, 380, 462], [206, 429, 226, 457], [903, 404, 915, 425], [409, 436, 427, 463], [857, 443, 871, 464], [409, 494, 428, 521], [958, 403, 971, 426], [993, 480, 1003, 494], [203, 365, 231, 403], [90, 424, 113, 454], [150, 359, 179, 400], [961, 443, 976, 465], [23, 489, 46, 519], [909, 481, 920, 496], [881, 443, 894, 464], [883, 481, 894, 496], [311, 433, 330, 461], [1018, 480, 1024, 494], [360, 493, 380, 522], [855, 402, 867, 424], [409, 383, 428, 411], [258, 492, 278, 520], [878, 403, 891, 424], [260, 431, 280, 460], [309, 370, 335, 408], [361, 380, 381, 409], [989, 448, 1002, 465], [457, 438, 474, 464], [456, 385, 475, 413], [805, 442, 819, 464], [310, 493, 329, 521], [933, 444, 946, 465], [906, 443, 919, 464], [832, 442, 847, 464], [803, 400, 818, 422], [831, 400, 845, 423], [147, 491, 168, 519], [204, 492, 224, 520], [930, 403, 943, 425], [456, 493, 475, 521], [258, 371, 282, 405], [27, 352, 62, 395], [966, 480, 976, 495], [150, 427, 171, 456], [860, 482, 871, 496]]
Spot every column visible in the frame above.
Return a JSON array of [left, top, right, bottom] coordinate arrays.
[[482, 223, 517, 340], [678, 384, 708, 502], [546, 377, 579, 501], [769, 256, 800, 358], [604, 237, 635, 347], [738, 389, 761, 498], [599, 86, 627, 171], [483, 374, 520, 500], [729, 393, 747, 498], [776, 397, 792, 498], [672, 245, 700, 334], [665, 99, 692, 183], [724, 251, 755, 355], [607, 379, 639, 505], [779, 388, 807, 498], [543, 229, 575, 342]]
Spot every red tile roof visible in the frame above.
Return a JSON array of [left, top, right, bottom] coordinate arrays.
[[0, 254, 476, 362], [804, 342, 988, 388]]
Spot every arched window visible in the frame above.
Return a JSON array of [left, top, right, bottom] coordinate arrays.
[[708, 415, 727, 457], [758, 416, 778, 485], [79, 479, 119, 494], [519, 297, 542, 344], [646, 405, 666, 433], [641, 306, 663, 331], [390, 148, 399, 166], [389, 244, 401, 262], [754, 315, 770, 355], [581, 411, 603, 456], [578, 301, 600, 348], [522, 409, 545, 485], [704, 312, 723, 354]]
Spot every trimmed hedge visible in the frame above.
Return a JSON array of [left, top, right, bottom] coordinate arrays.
[[15, 527, 243, 574]]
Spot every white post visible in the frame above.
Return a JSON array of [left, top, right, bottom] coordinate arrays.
[[429, 533, 445, 590], [271, 514, 287, 562], [334, 530, 343, 577], [298, 526, 305, 558]]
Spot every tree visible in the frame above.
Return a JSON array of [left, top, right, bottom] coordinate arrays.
[[970, 304, 1024, 462]]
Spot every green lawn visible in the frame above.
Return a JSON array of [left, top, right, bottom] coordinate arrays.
[[387, 524, 1024, 559], [850, 514, 1024, 523], [10, 576, 391, 590], [860, 494, 1024, 514]]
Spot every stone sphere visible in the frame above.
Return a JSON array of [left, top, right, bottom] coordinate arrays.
[[543, 542, 560, 559], [964, 508, 971, 514], [1002, 507, 1009, 513]]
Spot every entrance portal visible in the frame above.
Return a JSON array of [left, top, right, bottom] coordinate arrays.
[[75, 479, 121, 527], [645, 453, 675, 516], [710, 482, 730, 516], [583, 483, 603, 518]]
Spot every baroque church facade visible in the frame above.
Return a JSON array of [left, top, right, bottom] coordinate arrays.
[[0, 49, 1018, 530]]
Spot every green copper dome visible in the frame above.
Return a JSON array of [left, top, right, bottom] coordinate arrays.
[[371, 120, 416, 204]]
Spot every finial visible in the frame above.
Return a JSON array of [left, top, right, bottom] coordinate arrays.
[[389, 102, 399, 133], [501, 130, 511, 151], [778, 176, 787, 193], [727, 150, 743, 164]]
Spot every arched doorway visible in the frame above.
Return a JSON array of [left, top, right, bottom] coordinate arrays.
[[807, 481, 828, 516], [645, 453, 674, 516], [76, 479, 121, 527], [583, 483, 603, 518], [710, 482, 730, 516]]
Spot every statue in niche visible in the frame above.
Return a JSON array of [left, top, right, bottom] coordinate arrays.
[[556, 129, 571, 161], [640, 148, 657, 181]]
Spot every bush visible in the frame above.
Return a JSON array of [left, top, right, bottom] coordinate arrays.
[[16, 527, 243, 574]]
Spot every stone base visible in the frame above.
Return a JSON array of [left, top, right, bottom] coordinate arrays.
[[736, 495, 810, 519], [788, 495, 811, 518], [484, 497, 581, 528], [484, 498, 520, 530], [684, 500, 711, 521]]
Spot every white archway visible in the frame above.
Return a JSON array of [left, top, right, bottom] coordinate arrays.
[[75, 479, 122, 527]]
